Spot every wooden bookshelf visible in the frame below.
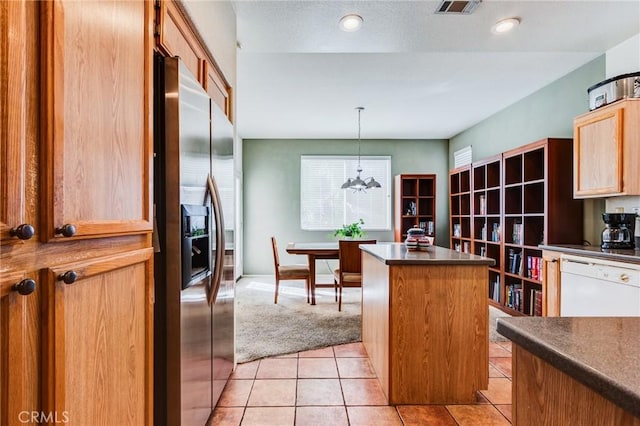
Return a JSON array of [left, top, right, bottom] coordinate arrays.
[[451, 138, 583, 316], [449, 166, 471, 253], [394, 174, 436, 242], [471, 155, 503, 308]]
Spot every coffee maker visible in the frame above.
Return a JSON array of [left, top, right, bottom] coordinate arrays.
[[601, 213, 636, 249]]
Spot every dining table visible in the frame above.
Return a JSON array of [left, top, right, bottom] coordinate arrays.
[[285, 242, 339, 305]]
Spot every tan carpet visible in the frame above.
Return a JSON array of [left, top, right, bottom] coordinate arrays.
[[235, 276, 510, 363]]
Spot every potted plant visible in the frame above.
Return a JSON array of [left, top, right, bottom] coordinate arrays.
[[333, 219, 366, 239]]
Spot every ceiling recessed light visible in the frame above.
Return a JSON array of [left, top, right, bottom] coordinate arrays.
[[491, 17, 520, 34], [339, 14, 363, 32]]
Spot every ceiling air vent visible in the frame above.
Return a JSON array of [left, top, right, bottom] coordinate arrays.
[[435, 0, 481, 14]]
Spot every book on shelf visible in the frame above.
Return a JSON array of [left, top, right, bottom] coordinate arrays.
[[526, 256, 543, 281], [491, 276, 500, 302], [529, 289, 543, 316], [512, 223, 523, 245], [506, 283, 523, 311], [491, 223, 500, 242], [508, 249, 522, 275]]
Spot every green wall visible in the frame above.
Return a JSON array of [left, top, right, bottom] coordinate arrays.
[[449, 55, 606, 245], [243, 56, 610, 274], [243, 139, 448, 274], [449, 56, 605, 164]]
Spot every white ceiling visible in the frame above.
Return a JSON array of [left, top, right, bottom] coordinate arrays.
[[194, 1, 640, 140]]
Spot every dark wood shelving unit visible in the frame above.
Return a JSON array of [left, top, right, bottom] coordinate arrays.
[[449, 166, 471, 253], [470, 155, 503, 309], [451, 138, 583, 317], [394, 174, 436, 242]]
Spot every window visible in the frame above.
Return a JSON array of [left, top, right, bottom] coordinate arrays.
[[300, 155, 391, 230]]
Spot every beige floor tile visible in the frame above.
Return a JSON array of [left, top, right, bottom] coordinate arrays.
[[333, 342, 368, 357], [347, 406, 403, 426], [446, 405, 511, 425], [298, 358, 338, 378], [489, 364, 506, 378], [341, 379, 387, 406], [231, 360, 259, 379], [497, 341, 512, 352], [489, 357, 513, 379], [299, 347, 335, 358], [479, 377, 512, 405], [247, 379, 297, 407], [336, 358, 376, 378], [256, 358, 298, 379], [396, 405, 457, 426], [495, 404, 512, 422], [489, 342, 512, 358], [217, 380, 254, 407], [241, 407, 295, 426], [296, 379, 344, 406], [207, 407, 243, 426], [295, 406, 349, 426]]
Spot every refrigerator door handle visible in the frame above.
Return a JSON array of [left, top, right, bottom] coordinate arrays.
[[207, 174, 225, 305]]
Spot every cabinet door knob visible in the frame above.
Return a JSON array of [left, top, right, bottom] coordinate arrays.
[[58, 270, 78, 284], [13, 279, 36, 296], [9, 223, 35, 240], [55, 224, 76, 237], [620, 274, 629, 283]]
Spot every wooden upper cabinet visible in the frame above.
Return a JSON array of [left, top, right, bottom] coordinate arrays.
[[40, 0, 153, 242], [42, 248, 154, 426], [204, 60, 232, 121], [0, 0, 30, 244], [156, 0, 233, 120], [574, 99, 640, 198], [156, 0, 203, 83]]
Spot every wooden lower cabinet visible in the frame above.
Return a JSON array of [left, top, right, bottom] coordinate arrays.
[[513, 345, 640, 425], [1, 272, 38, 426], [41, 249, 154, 426], [541, 250, 561, 316]]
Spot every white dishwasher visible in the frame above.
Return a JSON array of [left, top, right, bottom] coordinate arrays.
[[560, 254, 640, 316]]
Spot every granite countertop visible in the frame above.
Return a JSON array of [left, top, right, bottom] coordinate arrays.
[[540, 244, 640, 264], [497, 317, 640, 418], [360, 243, 496, 266]]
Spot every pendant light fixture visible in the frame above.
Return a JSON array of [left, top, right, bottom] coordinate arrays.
[[341, 107, 381, 192]]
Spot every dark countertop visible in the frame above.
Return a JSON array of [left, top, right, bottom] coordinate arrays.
[[539, 244, 640, 264], [360, 243, 496, 266], [497, 317, 640, 418]]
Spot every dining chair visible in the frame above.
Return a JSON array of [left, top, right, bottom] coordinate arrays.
[[271, 237, 311, 304], [333, 239, 376, 311]]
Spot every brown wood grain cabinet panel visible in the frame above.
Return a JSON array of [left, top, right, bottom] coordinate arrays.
[[156, 0, 233, 120], [541, 250, 561, 316], [41, 0, 153, 241], [0, 0, 38, 245], [513, 345, 640, 425], [574, 99, 640, 197], [362, 252, 488, 405], [42, 248, 154, 426], [574, 109, 622, 196], [157, 0, 202, 81], [1, 271, 39, 426], [361, 254, 390, 399]]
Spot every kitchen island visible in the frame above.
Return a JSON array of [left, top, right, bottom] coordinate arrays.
[[359, 243, 495, 404], [497, 317, 640, 425]]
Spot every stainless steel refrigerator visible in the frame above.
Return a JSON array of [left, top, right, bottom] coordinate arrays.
[[153, 55, 235, 426]]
